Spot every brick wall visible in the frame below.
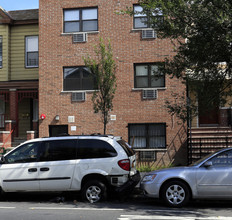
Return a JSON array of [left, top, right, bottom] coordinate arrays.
[[39, 0, 187, 165]]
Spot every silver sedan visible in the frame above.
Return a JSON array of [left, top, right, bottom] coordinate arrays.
[[140, 148, 232, 207]]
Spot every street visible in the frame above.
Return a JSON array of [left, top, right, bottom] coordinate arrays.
[[1, 192, 232, 220]]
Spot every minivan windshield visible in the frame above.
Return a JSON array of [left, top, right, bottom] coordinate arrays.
[[117, 139, 135, 157]]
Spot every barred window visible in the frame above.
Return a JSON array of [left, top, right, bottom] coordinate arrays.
[[129, 123, 166, 149]]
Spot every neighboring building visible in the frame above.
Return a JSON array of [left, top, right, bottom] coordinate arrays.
[[0, 8, 39, 142], [39, 0, 187, 166]]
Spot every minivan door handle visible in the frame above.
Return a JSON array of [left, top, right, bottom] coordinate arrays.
[[28, 168, 37, 172], [40, 167, 49, 172]]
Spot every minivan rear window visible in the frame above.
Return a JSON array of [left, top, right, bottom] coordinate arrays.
[[117, 140, 135, 157]]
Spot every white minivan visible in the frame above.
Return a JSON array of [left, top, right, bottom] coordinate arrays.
[[0, 135, 140, 203]]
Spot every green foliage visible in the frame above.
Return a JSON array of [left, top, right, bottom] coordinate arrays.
[[127, 0, 232, 122], [84, 38, 117, 134]]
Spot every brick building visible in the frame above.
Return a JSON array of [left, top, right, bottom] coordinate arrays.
[[39, 0, 187, 165]]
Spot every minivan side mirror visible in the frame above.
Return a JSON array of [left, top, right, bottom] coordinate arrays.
[[203, 161, 213, 168], [0, 156, 5, 164]]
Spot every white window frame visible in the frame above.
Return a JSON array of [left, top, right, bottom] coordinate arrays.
[[25, 36, 39, 68], [0, 36, 2, 68]]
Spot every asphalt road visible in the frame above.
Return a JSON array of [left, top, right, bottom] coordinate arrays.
[[0, 192, 232, 220]]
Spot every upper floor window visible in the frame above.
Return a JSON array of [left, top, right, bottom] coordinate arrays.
[[134, 63, 165, 88], [25, 36, 38, 68], [0, 36, 2, 68], [64, 8, 98, 33], [63, 66, 96, 91], [133, 5, 163, 29]]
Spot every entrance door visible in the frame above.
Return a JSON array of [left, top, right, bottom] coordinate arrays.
[[198, 92, 219, 126], [49, 125, 69, 137], [199, 106, 219, 126]]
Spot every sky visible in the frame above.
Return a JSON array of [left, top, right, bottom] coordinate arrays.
[[0, 0, 38, 11]]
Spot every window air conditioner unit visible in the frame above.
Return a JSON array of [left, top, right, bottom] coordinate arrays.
[[71, 92, 86, 102], [73, 33, 87, 43], [142, 89, 158, 100], [142, 29, 156, 39]]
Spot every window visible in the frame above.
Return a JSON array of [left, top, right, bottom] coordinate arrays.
[[77, 139, 117, 159], [134, 63, 165, 88], [25, 36, 38, 68], [0, 36, 2, 68], [39, 140, 77, 161], [210, 150, 232, 167], [64, 8, 98, 33], [129, 123, 166, 149], [63, 66, 96, 91], [133, 5, 163, 29], [5, 142, 40, 163]]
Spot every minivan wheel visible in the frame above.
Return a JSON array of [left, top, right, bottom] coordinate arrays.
[[161, 180, 190, 207], [81, 180, 107, 203]]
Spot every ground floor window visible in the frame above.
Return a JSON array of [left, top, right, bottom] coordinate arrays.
[[128, 123, 166, 149]]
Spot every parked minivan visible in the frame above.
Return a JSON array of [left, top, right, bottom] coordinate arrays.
[[0, 135, 140, 203]]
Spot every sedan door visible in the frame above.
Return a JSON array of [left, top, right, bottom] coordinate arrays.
[[0, 142, 40, 192], [196, 149, 232, 197], [38, 139, 77, 191]]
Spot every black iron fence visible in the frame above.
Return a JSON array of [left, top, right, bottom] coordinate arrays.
[[188, 136, 232, 164]]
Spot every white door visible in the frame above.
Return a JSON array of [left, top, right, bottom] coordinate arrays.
[[0, 142, 40, 192], [38, 139, 77, 191]]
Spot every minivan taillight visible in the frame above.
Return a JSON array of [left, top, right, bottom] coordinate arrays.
[[118, 159, 130, 171]]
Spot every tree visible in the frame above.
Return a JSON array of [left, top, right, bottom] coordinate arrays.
[[84, 38, 117, 134], [127, 0, 232, 122]]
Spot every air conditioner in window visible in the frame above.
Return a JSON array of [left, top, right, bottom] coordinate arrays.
[[142, 89, 158, 100], [73, 33, 87, 43], [71, 92, 86, 102], [141, 29, 157, 39]]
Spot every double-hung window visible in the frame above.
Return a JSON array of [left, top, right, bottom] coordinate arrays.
[[134, 63, 165, 88], [63, 66, 96, 91], [0, 36, 2, 68], [129, 123, 166, 149], [133, 5, 163, 29], [25, 36, 38, 68], [64, 8, 98, 33]]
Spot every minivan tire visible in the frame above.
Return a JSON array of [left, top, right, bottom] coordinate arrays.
[[81, 180, 107, 203]]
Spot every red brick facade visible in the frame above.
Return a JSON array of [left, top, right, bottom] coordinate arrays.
[[39, 0, 187, 165]]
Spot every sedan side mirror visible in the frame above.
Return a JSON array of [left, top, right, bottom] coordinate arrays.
[[204, 161, 213, 168]]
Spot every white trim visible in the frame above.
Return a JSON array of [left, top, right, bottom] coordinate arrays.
[[61, 31, 99, 36], [61, 90, 95, 93], [132, 87, 166, 91]]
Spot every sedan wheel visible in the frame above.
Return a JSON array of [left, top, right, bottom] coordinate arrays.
[[161, 181, 190, 207]]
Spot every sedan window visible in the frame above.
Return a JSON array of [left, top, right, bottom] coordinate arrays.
[[210, 150, 232, 167]]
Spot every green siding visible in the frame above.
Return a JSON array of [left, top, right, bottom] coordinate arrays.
[[10, 24, 39, 80], [0, 25, 10, 81]]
